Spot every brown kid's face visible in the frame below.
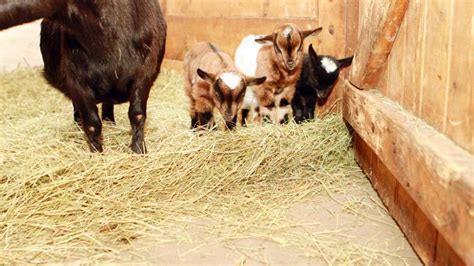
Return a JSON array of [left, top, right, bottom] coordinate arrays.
[[273, 26, 304, 71], [213, 72, 247, 126], [197, 69, 266, 130]]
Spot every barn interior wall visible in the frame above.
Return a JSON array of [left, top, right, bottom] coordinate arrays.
[[159, 0, 356, 112], [375, 0, 473, 154]]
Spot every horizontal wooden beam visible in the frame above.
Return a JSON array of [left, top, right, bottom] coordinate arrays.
[[343, 82, 474, 264], [350, 0, 409, 89]]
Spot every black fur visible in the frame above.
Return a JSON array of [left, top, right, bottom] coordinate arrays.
[[0, 0, 167, 153], [193, 112, 215, 130], [292, 44, 353, 123], [240, 109, 250, 127]]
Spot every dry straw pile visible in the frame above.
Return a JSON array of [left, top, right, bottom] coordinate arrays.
[[1, 69, 414, 264]]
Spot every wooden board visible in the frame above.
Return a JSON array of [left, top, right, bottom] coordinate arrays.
[[162, 0, 319, 19], [316, 0, 348, 112], [445, 0, 473, 154], [344, 83, 474, 264], [386, 16, 406, 102], [420, 0, 453, 133], [353, 133, 464, 265], [401, 0, 425, 114], [370, 0, 473, 154]]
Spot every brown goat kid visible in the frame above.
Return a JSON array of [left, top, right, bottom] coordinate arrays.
[[237, 24, 322, 124], [0, 0, 166, 154], [184, 43, 266, 130]]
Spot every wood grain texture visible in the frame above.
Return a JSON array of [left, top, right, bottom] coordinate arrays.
[[344, 83, 474, 264], [344, 0, 359, 63], [386, 17, 406, 102], [317, 0, 347, 112], [350, 0, 409, 89], [445, 0, 473, 154], [361, 0, 473, 153], [402, 0, 424, 114], [353, 133, 465, 265], [162, 0, 319, 18], [420, 0, 453, 133]]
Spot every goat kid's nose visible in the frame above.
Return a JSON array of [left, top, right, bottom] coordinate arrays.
[[287, 60, 295, 70]]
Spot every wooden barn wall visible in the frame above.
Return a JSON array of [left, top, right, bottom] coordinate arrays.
[[158, 0, 357, 111], [374, 0, 473, 154]]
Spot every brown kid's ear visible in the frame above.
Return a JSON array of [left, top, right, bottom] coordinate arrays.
[[246, 76, 267, 86], [301, 27, 323, 39], [255, 34, 273, 44], [197, 68, 216, 83], [338, 56, 354, 68]]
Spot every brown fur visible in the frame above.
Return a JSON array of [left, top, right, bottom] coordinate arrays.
[[252, 24, 322, 124], [184, 42, 266, 130]]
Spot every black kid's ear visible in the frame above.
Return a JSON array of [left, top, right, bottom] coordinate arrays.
[[246, 76, 267, 86], [338, 56, 354, 68], [301, 27, 323, 39], [197, 68, 216, 83], [308, 44, 319, 58], [255, 34, 273, 44], [308, 44, 320, 65]]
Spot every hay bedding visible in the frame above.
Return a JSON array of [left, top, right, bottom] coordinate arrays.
[[0, 69, 416, 264]]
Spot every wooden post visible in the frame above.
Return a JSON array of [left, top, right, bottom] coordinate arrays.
[[350, 0, 409, 89]]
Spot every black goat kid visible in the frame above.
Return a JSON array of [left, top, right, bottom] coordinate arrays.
[[0, 0, 167, 153], [291, 44, 353, 123]]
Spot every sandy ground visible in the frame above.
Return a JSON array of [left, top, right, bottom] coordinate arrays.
[[0, 22, 421, 265]]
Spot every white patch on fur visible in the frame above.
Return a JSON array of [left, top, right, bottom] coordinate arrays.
[[283, 26, 293, 37], [321, 57, 338, 73], [243, 89, 259, 109], [276, 106, 290, 123], [221, 72, 241, 90], [234, 35, 267, 77]]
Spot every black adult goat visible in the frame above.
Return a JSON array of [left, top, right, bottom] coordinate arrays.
[[0, 0, 167, 153]]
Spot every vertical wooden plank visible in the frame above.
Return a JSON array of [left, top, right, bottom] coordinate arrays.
[[420, 0, 452, 131], [472, 3, 474, 154], [445, 0, 473, 154], [317, 0, 347, 112], [344, 0, 359, 79], [403, 0, 424, 114], [159, 0, 167, 15], [387, 18, 406, 103], [378, 67, 389, 96]]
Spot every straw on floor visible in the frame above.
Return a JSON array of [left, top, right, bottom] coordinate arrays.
[[1, 69, 413, 264]]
